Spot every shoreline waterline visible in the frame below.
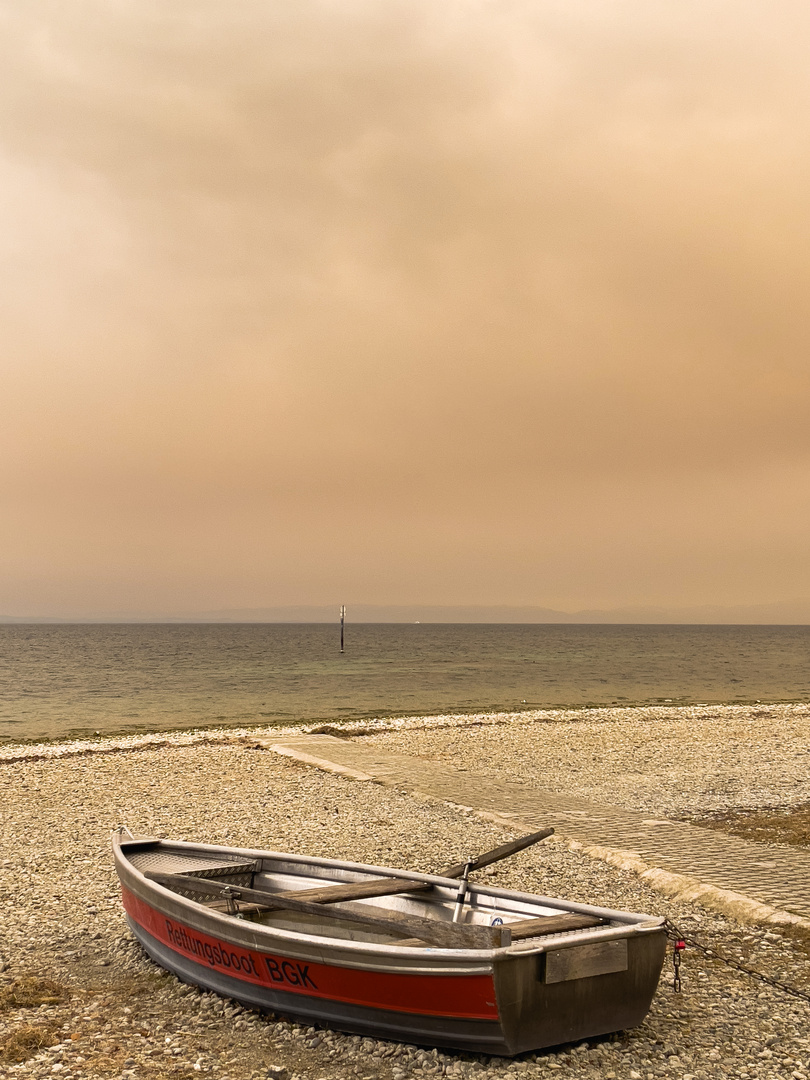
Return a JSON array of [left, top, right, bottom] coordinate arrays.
[[3, 699, 809, 761]]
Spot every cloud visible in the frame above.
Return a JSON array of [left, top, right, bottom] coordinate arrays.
[[1, 0, 809, 613]]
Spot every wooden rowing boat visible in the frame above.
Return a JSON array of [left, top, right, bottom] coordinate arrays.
[[112, 828, 667, 1056]]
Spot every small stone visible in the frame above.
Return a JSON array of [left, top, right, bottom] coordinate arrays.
[[265, 1069, 289, 1080]]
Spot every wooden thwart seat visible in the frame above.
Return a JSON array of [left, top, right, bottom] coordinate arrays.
[[392, 912, 606, 948], [507, 912, 607, 938]]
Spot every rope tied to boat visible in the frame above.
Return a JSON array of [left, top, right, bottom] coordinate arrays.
[[663, 918, 810, 1003]]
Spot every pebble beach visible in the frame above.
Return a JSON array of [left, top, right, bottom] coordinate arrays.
[[1, 704, 809, 1080]]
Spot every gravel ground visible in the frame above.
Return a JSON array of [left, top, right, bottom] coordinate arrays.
[[358, 703, 810, 821], [1, 708, 809, 1080]]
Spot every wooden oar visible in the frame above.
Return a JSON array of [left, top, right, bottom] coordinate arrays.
[[145, 871, 509, 949], [270, 828, 556, 906], [442, 828, 555, 879]]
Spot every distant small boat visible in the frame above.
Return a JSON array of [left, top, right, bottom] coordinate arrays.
[[112, 829, 666, 1056]]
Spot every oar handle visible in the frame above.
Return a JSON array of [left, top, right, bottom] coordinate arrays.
[[441, 828, 554, 880]]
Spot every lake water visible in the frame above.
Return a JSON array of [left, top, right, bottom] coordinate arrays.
[[1, 622, 809, 744]]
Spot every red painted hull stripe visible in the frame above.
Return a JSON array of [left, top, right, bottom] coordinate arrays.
[[122, 888, 499, 1020]]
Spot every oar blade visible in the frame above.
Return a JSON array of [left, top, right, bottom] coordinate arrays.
[[441, 828, 554, 879]]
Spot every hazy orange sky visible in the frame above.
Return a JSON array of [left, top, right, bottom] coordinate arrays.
[[2, 0, 810, 619]]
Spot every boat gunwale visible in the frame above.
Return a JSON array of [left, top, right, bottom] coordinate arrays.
[[113, 832, 666, 964]]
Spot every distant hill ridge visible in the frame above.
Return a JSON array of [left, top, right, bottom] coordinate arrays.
[[3, 600, 810, 624]]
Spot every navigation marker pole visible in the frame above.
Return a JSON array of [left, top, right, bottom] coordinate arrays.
[[340, 605, 346, 653]]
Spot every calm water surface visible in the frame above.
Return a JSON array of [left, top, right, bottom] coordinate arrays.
[[1, 623, 809, 743]]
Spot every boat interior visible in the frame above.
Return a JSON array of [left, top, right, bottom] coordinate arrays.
[[120, 839, 621, 949]]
